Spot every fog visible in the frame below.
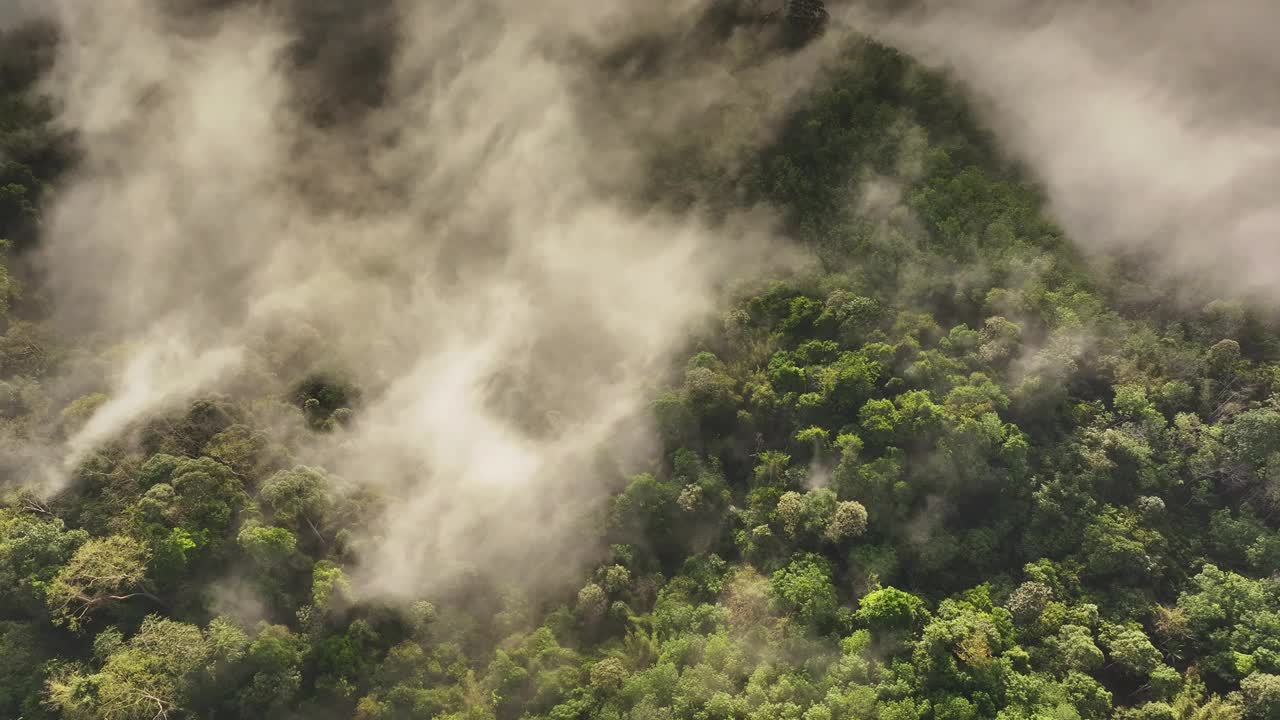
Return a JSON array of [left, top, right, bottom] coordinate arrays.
[[842, 0, 1280, 301], [21, 0, 836, 600], [20, 0, 1280, 604]]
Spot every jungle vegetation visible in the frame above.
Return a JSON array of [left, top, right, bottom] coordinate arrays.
[[4, 10, 1280, 720]]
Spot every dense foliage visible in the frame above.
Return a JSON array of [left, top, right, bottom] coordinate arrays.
[[5, 18, 1280, 720]]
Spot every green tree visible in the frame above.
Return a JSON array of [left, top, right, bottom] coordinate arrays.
[[0, 509, 88, 615], [47, 535, 156, 630], [47, 616, 212, 720], [1240, 673, 1280, 720], [771, 554, 839, 629], [1102, 623, 1162, 676], [260, 466, 334, 548], [857, 586, 928, 634], [825, 500, 869, 543]]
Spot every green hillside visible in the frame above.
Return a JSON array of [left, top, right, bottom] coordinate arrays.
[[3, 8, 1280, 720]]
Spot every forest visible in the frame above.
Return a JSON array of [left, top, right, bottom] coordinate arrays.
[[4, 2, 1280, 719]]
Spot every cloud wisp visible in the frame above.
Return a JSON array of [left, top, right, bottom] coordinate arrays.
[[841, 0, 1280, 302], [21, 0, 839, 599]]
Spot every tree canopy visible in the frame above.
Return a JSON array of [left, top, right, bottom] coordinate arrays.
[[3, 8, 1280, 720]]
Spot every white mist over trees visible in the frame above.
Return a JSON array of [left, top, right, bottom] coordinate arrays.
[[24, 0, 837, 597], [843, 0, 1280, 300], [3, 1, 1280, 719]]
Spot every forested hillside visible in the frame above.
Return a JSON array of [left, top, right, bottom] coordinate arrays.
[[5, 4, 1280, 720]]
